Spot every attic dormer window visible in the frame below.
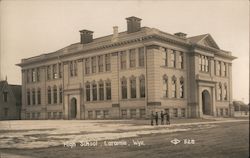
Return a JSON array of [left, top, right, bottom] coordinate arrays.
[[3, 92, 8, 102]]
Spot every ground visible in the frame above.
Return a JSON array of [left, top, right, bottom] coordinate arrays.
[[0, 117, 249, 158]]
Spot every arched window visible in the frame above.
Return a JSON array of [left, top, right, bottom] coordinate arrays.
[[48, 86, 51, 104], [27, 89, 30, 105], [130, 76, 136, 98], [180, 77, 184, 98], [59, 86, 63, 103], [37, 88, 41, 105], [163, 75, 168, 98], [92, 82, 97, 101], [53, 85, 57, 104], [86, 82, 91, 101], [106, 80, 111, 100], [171, 76, 177, 98], [99, 81, 104, 100], [32, 88, 36, 105], [121, 77, 127, 99], [139, 75, 145, 98]]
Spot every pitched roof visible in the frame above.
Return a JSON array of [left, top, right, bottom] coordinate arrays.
[[188, 34, 220, 49], [188, 34, 208, 44]]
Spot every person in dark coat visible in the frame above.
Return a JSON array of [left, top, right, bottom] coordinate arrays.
[[155, 112, 158, 125], [151, 111, 154, 126], [166, 112, 170, 125], [160, 111, 164, 125]]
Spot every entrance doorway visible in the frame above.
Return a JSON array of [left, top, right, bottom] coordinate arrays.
[[202, 90, 211, 115], [70, 98, 77, 119]]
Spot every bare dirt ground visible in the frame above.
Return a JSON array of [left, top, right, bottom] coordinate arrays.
[[0, 118, 249, 158]]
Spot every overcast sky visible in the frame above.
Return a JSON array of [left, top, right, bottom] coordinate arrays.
[[0, 0, 249, 103]]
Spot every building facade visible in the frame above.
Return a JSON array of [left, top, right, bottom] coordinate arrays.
[[17, 16, 236, 120], [0, 80, 21, 120]]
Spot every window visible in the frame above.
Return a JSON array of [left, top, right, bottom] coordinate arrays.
[[32, 89, 36, 105], [173, 108, 178, 117], [32, 69, 36, 82], [36, 68, 40, 82], [27, 89, 30, 105], [121, 109, 127, 119], [37, 88, 41, 105], [164, 48, 168, 66], [48, 86, 51, 104], [92, 83, 97, 101], [53, 86, 57, 104], [217, 61, 221, 76], [224, 84, 227, 100], [105, 54, 111, 71], [37, 112, 40, 119], [120, 51, 126, 69], [3, 92, 7, 102], [121, 78, 127, 99], [98, 55, 104, 72], [181, 108, 185, 117], [59, 86, 63, 103], [70, 61, 77, 77], [106, 81, 111, 100], [96, 110, 101, 119], [91, 57, 96, 73], [180, 78, 184, 98], [139, 109, 146, 118], [171, 77, 177, 98], [139, 76, 145, 98], [59, 112, 63, 119], [26, 113, 30, 119], [129, 49, 136, 68], [69, 61, 73, 77], [179, 52, 184, 69], [86, 83, 91, 101], [139, 47, 144, 67], [163, 76, 168, 97], [48, 112, 52, 119], [199, 56, 202, 71], [201, 56, 205, 71], [85, 58, 90, 74], [88, 111, 93, 119], [170, 50, 175, 67], [74, 61, 77, 76], [58, 63, 62, 78], [99, 82, 104, 100], [53, 64, 57, 79], [205, 57, 209, 72], [130, 109, 136, 118], [222, 62, 226, 76], [218, 83, 222, 101], [26, 70, 30, 83], [103, 110, 109, 119], [4, 108, 8, 117], [47, 66, 51, 80], [53, 112, 57, 119], [130, 77, 136, 98]]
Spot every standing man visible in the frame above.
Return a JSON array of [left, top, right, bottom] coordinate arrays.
[[166, 112, 170, 125], [155, 112, 159, 126], [151, 111, 154, 126], [160, 111, 164, 125]]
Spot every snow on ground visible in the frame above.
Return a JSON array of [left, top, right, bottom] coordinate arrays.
[[0, 119, 246, 149]]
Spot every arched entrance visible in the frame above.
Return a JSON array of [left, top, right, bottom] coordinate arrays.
[[202, 90, 211, 115], [70, 98, 77, 119]]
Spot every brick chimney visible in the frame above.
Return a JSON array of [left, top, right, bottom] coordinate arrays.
[[112, 26, 119, 42], [79, 29, 94, 44], [126, 16, 142, 33], [174, 32, 187, 38]]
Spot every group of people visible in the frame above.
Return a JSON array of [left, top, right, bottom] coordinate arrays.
[[151, 111, 170, 126]]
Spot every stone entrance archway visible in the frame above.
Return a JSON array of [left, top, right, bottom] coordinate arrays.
[[70, 98, 77, 119], [202, 90, 211, 115]]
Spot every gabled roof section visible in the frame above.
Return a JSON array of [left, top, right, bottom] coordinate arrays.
[[188, 34, 220, 49]]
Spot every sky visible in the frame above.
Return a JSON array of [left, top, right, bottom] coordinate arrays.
[[0, 0, 249, 103]]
